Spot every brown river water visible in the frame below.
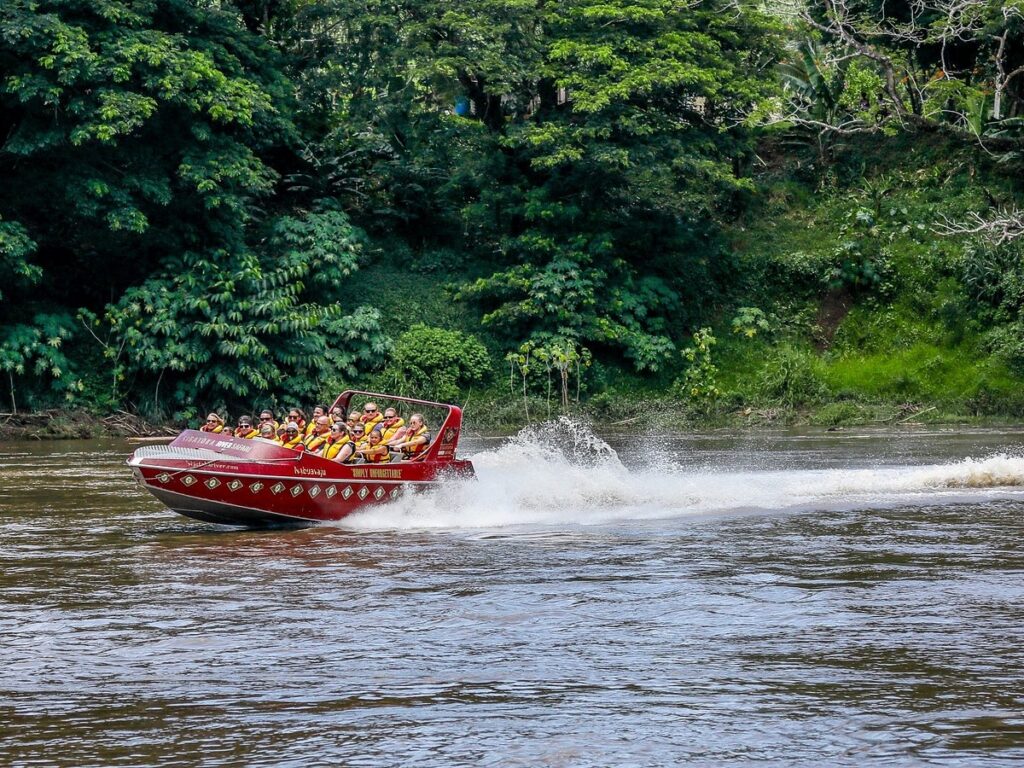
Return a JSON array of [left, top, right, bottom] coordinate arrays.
[[1, 421, 1024, 766]]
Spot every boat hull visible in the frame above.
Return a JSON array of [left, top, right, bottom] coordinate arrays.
[[127, 429, 474, 527]]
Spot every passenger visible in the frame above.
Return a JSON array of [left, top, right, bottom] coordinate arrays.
[[258, 410, 279, 432], [280, 422, 305, 451], [329, 406, 346, 424], [391, 413, 430, 460], [235, 416, 258, 439], [304, 416, 332, 453], [306, 405, 328, 438], [322, 422, 351, 460], [287, 408, 307, 435], [357, 429, 392, 464], [378, 407, 405, 441], [222, 426, 235, 437], [334, 423, 366, 464], [200, 413, 224, 433], [347, 411, 361, 430], [360, 402, 383, 432], [385, 425, 409, 446], [257, 423, 278, 442]]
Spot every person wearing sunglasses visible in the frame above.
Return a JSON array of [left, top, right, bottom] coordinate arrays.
[[378, 407, 405, 442], [257, 423, 278, 442], [333, 423, 366, 464], [322, 421, 351, 460], [303, 416, 332, 453], [279, 422, 305, 451], [287, 408, 307, 435], [360, 402, 383, 432], [200, 413, 224, 433], [391, 413, 430, 460], [234, 416, 258, 439], [258, 410, 279, 432]]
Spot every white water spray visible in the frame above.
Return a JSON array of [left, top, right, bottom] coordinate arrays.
[[341, 419, 1024, 531]]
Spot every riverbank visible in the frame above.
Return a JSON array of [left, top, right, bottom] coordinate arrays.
[[4, 397, 1020, 442], [0, 410, 177, 442]]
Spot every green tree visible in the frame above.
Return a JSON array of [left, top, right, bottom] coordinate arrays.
[[380, 324, 491, 403]]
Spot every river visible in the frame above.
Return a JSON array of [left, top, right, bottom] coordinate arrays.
[[1, 423, 1023, 766]]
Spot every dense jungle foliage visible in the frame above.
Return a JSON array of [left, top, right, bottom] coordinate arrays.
[[2, 0, 1024, 427]]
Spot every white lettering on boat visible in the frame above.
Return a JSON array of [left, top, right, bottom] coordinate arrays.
[[179, 434, 255, 455], [293, 467, 326, 478]]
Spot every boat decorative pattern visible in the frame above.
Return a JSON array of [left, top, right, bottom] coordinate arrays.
[[144, 469, 411, 505]]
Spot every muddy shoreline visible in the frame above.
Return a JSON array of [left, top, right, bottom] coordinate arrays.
[[0, 410, 178, 441]]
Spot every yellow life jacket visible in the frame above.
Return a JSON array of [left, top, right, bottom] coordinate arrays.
[[401, 425, 430, 457], [281, 435, 305, 451], [323, 436, 349, 461], [304, 432, 330, 454], [360, 413, 383, 433], [235, 428, 258, 439], [362, 443, 391, 463], [304, 420, 318, 439], [201, 424, 224, 434], [379, 417, 405, 442]]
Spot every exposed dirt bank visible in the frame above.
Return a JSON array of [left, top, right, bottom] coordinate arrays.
[[0, 410, 177, 441]]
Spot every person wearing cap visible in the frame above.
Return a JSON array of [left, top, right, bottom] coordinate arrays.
[[280, 422, 305, 451], [200, 413, 225, 433], [257, 423, 278, 443], [234, 416, 258, 439]]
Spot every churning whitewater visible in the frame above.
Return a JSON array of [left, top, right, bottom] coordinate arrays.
[[340, 419, 1024, 531]]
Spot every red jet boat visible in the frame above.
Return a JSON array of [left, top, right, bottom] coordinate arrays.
[[127, 391, 474, 527]]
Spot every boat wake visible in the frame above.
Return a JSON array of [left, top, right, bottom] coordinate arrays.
[[340, 419, 1024, 531]]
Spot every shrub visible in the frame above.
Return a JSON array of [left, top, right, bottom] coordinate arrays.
[[756, 345, 827, 406], [380, 324, 491, 402], [672, 328, 721, 411]]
